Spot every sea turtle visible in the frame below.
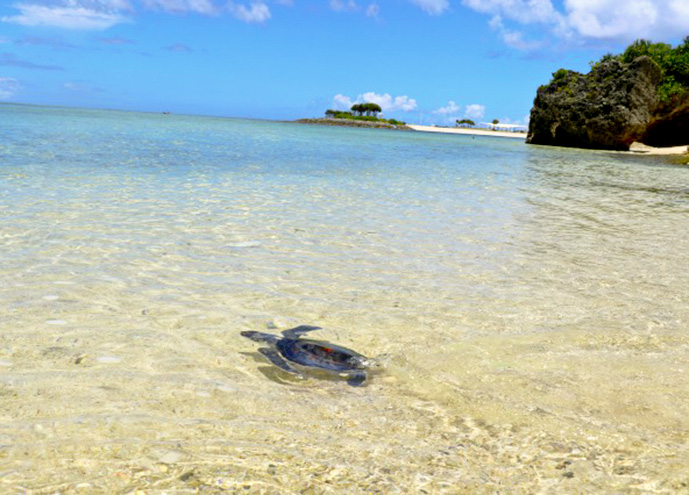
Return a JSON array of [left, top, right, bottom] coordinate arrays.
[[241, 325, 375, 386]]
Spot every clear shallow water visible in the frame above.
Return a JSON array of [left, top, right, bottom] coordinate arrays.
[[1, 103, 689, 493]]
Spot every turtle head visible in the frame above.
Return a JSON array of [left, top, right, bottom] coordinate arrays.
[[349, 355, 380, 370]]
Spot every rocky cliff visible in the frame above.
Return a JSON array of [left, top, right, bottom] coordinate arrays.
[[527, 56, 663, 150]]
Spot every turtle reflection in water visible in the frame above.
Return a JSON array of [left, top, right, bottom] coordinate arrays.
[[241, 326, 376, 386]]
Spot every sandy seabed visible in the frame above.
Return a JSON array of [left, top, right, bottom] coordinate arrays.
[[3, 104, 689, 494]]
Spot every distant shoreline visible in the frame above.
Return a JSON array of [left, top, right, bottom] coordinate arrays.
[[295, 118, 411, 130], [407, 124, 528, 139], [294, 118, 531, 139], [409, 124, 687, 158]]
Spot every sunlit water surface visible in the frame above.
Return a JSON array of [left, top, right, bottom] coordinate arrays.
[[2, 104, 689, 493]]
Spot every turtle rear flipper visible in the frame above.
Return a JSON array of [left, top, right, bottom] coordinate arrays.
[[258, 347, 300, 375], [282, 325, 322, 339], [346, 371, 366, 387]]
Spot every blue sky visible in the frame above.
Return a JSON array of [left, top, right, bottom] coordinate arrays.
[[1, 0, 688, 124]]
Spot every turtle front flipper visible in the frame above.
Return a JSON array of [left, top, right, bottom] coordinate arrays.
[[241, 331, 279, 344], [282, 325, 322, 339], [258, 347, 301, 374], [346, 371, 367, 387]]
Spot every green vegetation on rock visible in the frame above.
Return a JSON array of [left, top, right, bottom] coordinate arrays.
[[589, 37, 689, 104], [528, 36, 689, 149]]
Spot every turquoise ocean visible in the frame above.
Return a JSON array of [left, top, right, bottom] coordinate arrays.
[[2, 103, 689, 492]]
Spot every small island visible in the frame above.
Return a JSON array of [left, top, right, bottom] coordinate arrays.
[[297, 103, 411, 130]]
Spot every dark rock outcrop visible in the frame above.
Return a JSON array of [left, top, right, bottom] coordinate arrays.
[[643, 98, 689, 147], [527, 56, 663, 150]]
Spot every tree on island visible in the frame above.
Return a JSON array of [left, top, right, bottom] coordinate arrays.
[[456, 119, 475, 127], [492, 119, 500, 125], [367, 103, 383, 117], [351, 103, 382, 118], [320, 104, 405, 127]]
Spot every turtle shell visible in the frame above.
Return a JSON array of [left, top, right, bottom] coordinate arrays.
[[276, 338, 369, 372]]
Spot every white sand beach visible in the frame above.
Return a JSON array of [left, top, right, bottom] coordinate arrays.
[[629, 141, 689, 156], [408, 123, 528, 139], [409, 125, 688, 159]]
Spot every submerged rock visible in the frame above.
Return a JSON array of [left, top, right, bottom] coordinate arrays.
[[527, 56, 662, 150]]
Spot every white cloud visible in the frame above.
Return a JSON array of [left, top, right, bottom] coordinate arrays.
[[366, 3, 379, 18], [0, 77, 20, 100], [564, 0, 660, 40], [332, 92, 418, 113], [2, 3, 131, 29], [64, 81, 102, 92], [333, 94, 354, 110], [433, 100, 460, 115], [105, 0, 135, 9], [463, 0, 562, 25], [410, 0, 449, 15], [330, 0, 358, 12], [166, 43, 192, 51], [489, 14, 543, 50], [229, 2, 271, 23], [462, 0, 565, 49], [669, 0, 689, 20], [464, 104, 485, 119], [563, 0, 689, 41], [99, 36, 135, 44], [64, 82, 84, 91], [427, 101, 488, 125], [462, 0, 689, 47], [431, 100, 463, 125], [2, 0, 282, 29], [330, 1, 381, 18], [361, 92, 417, 112], [143, 0, 217, 15]]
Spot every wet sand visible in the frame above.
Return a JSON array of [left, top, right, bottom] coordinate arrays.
[[629, 141, 689, 156]]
